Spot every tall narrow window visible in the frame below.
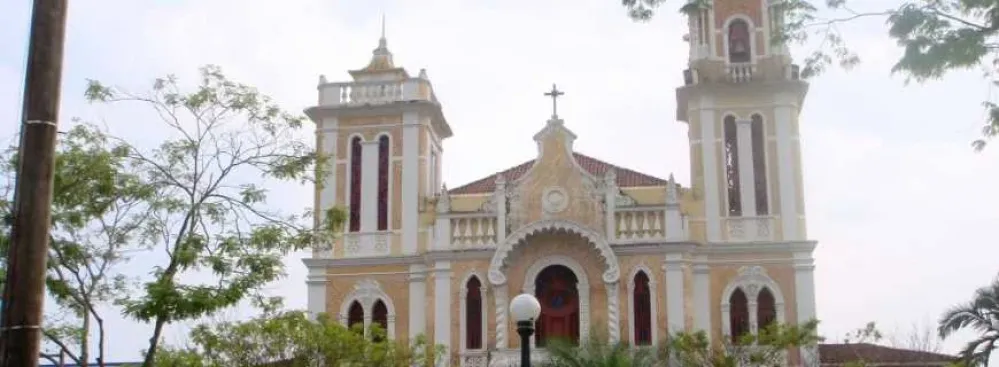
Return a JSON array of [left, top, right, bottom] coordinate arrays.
[[377, 135, 390, 231], [728, 19, 751, 63], [729, 288, 750, 344], [349, 137, 362, 232], [751, 115, 769, 215], [757, 287, 777, 331], [724, 116, 742, 216], [372, 300, 388, 342], [465, 276, 483, 350], [633, 271, 652, 346], [347, 301, 364, 333]]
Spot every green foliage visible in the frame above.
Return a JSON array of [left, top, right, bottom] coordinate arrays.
[[80, 64, 346, 365], [938, 275, 999, 367], [153, 311, 444, 367], [619, 0, 999, 150], [0, 123, 157, 365], [543, 320, 821, 367]]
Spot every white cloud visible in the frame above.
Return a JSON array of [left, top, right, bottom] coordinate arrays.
[[1, 0, 996, 361]]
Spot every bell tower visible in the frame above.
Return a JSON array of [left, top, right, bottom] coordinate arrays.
[[677, 0, 808, 244], [676, 3, 817, 362]]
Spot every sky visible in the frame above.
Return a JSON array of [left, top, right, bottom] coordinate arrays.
[[1, 0, 998, 362]]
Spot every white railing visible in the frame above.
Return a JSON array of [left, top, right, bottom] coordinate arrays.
[[723, 216, 774, 242], [727, 62, 755, 83], [487, 349, 549, 367], [342, 232, 391, 257], [451, 215, 498, 246], [614, 207, 666, 242], [459, 350, 489, 367], [318, 78, 435, 107]]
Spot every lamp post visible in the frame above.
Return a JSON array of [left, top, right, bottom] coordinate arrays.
[[509, 293, 541, 367]]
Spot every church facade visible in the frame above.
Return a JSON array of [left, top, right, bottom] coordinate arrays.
[[303, 1, 817, 366]]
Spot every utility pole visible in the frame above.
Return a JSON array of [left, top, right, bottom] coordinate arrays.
[[0, 1, 69, 366]]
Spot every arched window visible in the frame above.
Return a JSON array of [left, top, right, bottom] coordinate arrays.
[[465, 276, 483, 350], [729, 288, 750, 344], [372, 300, 388, 342], [377, 135, 390, 231], [348, 137, 362, 232], [751, 114, 769, 215], [757, 287, 777, 330], [632, 271, 652, 346], [724, 116, 742, 216], [728, 19, 752, 63], [347, 301, 364, 333]]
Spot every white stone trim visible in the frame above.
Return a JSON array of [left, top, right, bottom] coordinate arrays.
[[698, 96, 721, 241], [493, 284, 509, 349], [338, 278, 397, 339], [433, 261, 452, 362], [720, 266, 786, 339], [774, 100, 800, 240], [522, 255, 592, 347], [459, 271, 489, 352], [360, 140, 380, 232], [664, 254, 686, 333], [402, 111, 419, 254], [488, 219, 620, 286], [408, 264, 428, 339], [692, 261, 712, 342], [736, 118, 758, 217], [306, 263, 327, 320], [626, 264, 658, 346]]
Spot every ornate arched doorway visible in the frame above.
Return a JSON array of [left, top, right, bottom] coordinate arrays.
[[535, 265, 580, 346]]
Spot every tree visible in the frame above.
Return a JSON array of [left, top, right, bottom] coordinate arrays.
[[939, 275, 999, 366], [153, 310, 443, 367], [542, 320, 822, 367], [619, 0, 999, 150], [0, 123, 157, 366], [83, 65, 345, 366]]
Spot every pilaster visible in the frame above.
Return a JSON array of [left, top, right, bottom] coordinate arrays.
[[494, 175, 507, 243], [408, 264, 428, 339], [435, 190, 451, 250], [794, 250, 818, 366], [692, 260, 711, 341], [664, 174, 685, 240], [433, 261, 453, 365], [604, 170, 617, 240], [698, 95, 722, 241], [402, 111, 420, 254], [775, 93, 801, 240], [360, 141, 380, 232], [664, 254, 686, 333], [306, 264, 327, 320], [735, 119, 757, 217]]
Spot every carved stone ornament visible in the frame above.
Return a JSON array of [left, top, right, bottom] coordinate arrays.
[[614, 191, 636, 207], [541, 186, 570, 214], [487, 218, 620, 286]]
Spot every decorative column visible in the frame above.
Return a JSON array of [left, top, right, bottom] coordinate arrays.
[[433, 261, 453, 366], [604, 169, 617, 241], [408, 264, 427, 340], [735, 119, 758, 217], [794, 250, 818, 366], [434, 188, 451, 250], [664, 253, 686, 333], [317, 116, 338, 257], [401, 111, 420, 254], [494, 174, 507, 243], [692, 258, 711, 341], [664, 174, 685, 240], [606, 282, 620, 343], [493, 284, 509, 349]]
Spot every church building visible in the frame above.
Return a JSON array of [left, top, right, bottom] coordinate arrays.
[[303, 1, 818, 366]]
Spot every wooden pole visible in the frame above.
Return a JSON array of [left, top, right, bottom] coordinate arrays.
[[0, 1, 69, 366]]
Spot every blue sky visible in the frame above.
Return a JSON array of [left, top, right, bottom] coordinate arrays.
[[2, 0, 998, 361]]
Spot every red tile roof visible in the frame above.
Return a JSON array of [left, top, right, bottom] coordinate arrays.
[[448, 152, 669, 195], [818, 343, 955, 366]]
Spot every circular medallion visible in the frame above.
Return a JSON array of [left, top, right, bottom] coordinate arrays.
[[542, 186, 569, 214]]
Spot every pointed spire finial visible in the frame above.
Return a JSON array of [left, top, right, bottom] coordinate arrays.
[[378, 13, 387, 49]]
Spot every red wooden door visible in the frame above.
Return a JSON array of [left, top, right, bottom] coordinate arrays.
[[535, 266, 580, 346]]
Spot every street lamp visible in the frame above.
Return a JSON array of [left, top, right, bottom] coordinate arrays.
[[510, 293, 542, 367]]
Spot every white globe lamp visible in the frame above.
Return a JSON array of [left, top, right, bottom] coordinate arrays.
[[510, 293, 541, 367]]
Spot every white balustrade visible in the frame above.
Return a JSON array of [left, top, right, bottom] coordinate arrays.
[[727, 62, 755, 83], [614, 207, 667, 242], [459, 351, 488, 367], [319, 79, 435, 106], [723, 216, 775, 242], [341, 232, 391, 258], [450, 215, 498, 246]]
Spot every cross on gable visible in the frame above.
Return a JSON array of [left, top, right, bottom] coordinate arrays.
[[544, 83, 564, 119]]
